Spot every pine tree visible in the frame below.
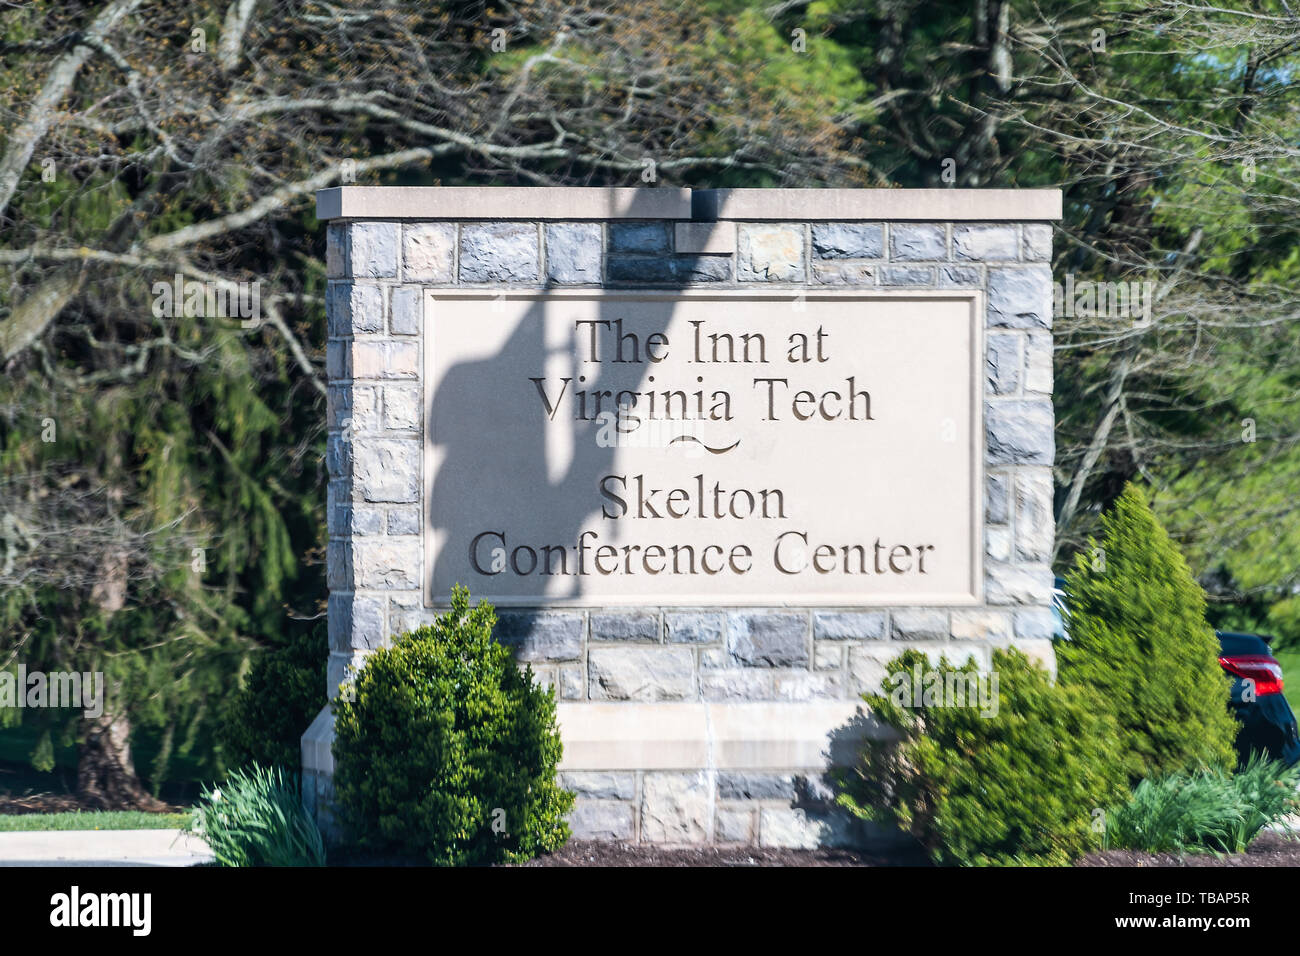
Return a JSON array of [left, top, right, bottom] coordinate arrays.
[[1057, 483, 1238, 782]]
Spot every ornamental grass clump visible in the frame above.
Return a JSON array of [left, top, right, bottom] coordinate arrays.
[[187, 763, 325, 867], [1105, 756, 1300, 854]]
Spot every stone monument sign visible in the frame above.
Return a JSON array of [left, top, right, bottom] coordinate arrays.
[[305, 186, 1061, 847]]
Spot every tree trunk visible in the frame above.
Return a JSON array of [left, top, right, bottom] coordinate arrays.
[[77, 713, 167, 811], [76, 544, 165, 810]]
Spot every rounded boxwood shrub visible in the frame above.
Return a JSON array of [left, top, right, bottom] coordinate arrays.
[[837, 648, 1127, 866], [220, 624, 327, 771], [1056, 482, 1238, 782], [332, 586, 573, 865]]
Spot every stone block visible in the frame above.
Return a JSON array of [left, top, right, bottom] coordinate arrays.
[[327, 283, 384, 336], [1024, 331, 1053, 394], [950, 609, 1012, 641], [1015, 468, 1055, 562], [890, 609, 949, 641], [665, 612, 725, 644], [590, 611, 659, 643], [328, 593, 386, 651], [715, 807, 756, 843], [738, 225, 805, 282], [812, 261, 875, 285], [559, 666, 584, 700], [986, 331, 1023, 395], [402, 223, 455, 282], [939, 264, 983, 287], [459, 223, 539, 283], [672, 256, 731, 283], [986, 400, 1054, 465], [773, 670, 843, 701], [879, 265, 936, 286], [675, 222, 735, 254], [889, 224, 946, 261], [389, 286, 421, 336], [716, 772, 795, 801], [353, 438, 421, 502], [1022, 224, 1053, 262], [986, 525, 1012, 562], [988, 265, 1052, 329], [569, 799, 635, 841], [559, 772, 637, 800], [326, 223, 347, 278], [607, 256, 673, 283], [345, 222, 400, 278], [811, 223, 883, 259], [953, 224, 1019, 261], [354, 538, 421, 590], [813, 644, 843, 671], [545, 223, 602, 284], [727, 612, 808, 667], [699, 669, 773, 701], [987, 472, 1011, 524], [847, 644, 901, 695], [386, 506, 420, 536], [609, 222, 669, 254], [759, 808, 859, 849], [986, 563, 1054, 605], [382, 384, 421, 431], [495, 611, 584, 662], [813, 611, 888, 641], [1014, 607, 1058, 641], [640, 772, 711, 843], [588, 647, 694, 700]]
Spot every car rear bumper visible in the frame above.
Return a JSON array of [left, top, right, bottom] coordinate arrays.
[[1231, 694, 1300, 766]]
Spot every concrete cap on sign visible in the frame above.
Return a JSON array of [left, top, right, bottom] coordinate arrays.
[[316, 186, 1063, 222], [692, 188, 1063, 221], [316, 186, 693, 221]]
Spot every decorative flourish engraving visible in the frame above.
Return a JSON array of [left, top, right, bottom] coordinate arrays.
[[669, 435, 740, 455]]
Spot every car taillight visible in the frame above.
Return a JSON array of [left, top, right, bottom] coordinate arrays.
[[1219, 655, 1284, 696]]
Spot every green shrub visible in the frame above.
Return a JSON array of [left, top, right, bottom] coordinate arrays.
[[837, 648, 1127, 866], [332, 586, 573, 865], [220, 624, 327, 771], [1225, 755, 1300, 850], [187, 764, 326, 867], [1105, 756, 1300, 854], [1057, 483, 1238, 781]]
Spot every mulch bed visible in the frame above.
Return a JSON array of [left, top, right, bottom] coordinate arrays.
[[516, 840, 931, 867], [0, 791, 86, 815], [331, 840, 931, 866], [1078, 830, 1300, 867], [0, 790, 185, 815]]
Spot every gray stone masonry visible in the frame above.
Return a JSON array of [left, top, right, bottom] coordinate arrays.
[[309, 188, 1060, 847]]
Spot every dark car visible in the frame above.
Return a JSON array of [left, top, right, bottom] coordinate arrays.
[[1050, 580, 1300, 767], [1218, 631, 1300, 766]]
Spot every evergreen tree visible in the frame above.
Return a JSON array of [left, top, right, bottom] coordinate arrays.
[[1057, 483, 1238, 781]]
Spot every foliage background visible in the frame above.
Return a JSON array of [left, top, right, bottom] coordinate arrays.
[[0, 0, 1296, 795]]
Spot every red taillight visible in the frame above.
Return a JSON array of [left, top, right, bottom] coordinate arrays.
[[1219, 655, 1284, 696]]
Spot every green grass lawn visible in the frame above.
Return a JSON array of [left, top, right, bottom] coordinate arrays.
[[1273, 646, 1300, 717], [0, 810, 189, 832]]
